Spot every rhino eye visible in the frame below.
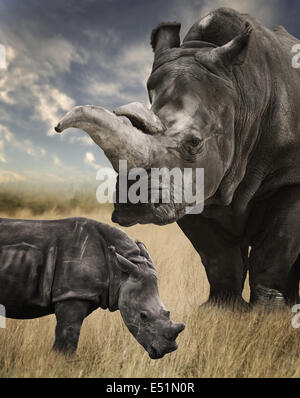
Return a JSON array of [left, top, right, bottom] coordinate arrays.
[[189, 138, 201, 147], [181, 137, 204, 157], [140, 312, 148, 321]]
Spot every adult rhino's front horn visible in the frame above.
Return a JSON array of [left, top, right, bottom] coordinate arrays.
[[55, 104, 164, 171]]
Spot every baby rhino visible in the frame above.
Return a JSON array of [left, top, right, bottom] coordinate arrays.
[[0, 217, 184, 359]]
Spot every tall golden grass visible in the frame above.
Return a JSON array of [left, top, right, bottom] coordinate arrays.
[[0, 206, 300, 378]]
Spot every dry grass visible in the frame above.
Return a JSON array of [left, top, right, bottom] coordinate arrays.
[[0, 207, 300, 378]]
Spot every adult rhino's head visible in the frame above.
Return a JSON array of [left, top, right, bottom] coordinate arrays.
[[55, 12, 252, 226], [109, 242, 184, 359]]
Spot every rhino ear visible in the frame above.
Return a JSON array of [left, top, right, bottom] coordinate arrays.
[[214, 22, 252, 68], [108, 246, 139, 277], [135, 240, 153, 263], [151, 22, 181, 54]]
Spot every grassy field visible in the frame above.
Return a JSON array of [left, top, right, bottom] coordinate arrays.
[[0, 203, 300, 377]]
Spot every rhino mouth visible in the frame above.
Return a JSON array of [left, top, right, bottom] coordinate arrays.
[[112, 174, 187, 226], [112, 202, 178, 226], [148, 344, 163, 359], [147, 341, 178, 360]]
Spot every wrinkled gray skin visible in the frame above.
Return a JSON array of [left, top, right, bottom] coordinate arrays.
[[56, 8, 300, 308], [0, 217, 184, 358]]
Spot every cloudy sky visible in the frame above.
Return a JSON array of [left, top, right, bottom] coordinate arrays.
[[0, 0, 299, 184]]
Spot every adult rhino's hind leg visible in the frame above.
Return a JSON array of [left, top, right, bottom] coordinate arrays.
[[52, 300, 91, 354], [249, 186, 300, 308], [286, 255, 300, 305]]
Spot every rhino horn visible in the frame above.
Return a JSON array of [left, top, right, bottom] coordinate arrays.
[[164, 322, 185, 340], [55, 105, 154, 171], [114, 102, 165, 135]]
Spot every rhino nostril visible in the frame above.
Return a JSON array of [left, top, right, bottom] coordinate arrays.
[[165, 329, 177, 341]]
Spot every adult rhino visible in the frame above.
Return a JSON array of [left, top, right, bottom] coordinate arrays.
[[56, 8, 300, 308], [0, 217, 184, 358]]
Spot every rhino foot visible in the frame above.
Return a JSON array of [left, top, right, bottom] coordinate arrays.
[[201, 296, 251, 312], [250, 285, 286, 309]]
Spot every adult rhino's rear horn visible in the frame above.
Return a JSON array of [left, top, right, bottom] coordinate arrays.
[[151, 22, 181, 55]]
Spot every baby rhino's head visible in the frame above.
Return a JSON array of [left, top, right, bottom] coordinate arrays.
[[109, 241, 185, 359]]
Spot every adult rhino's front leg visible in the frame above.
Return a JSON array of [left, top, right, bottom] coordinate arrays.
[[249, 186, 300, 307], [53, 300, 92, 354], [177, 214, 249, 310]]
